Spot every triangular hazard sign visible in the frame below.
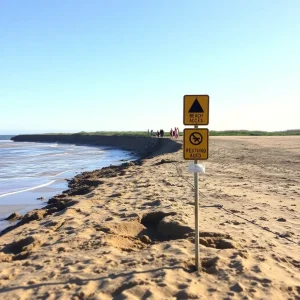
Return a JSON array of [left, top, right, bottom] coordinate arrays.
[[188, 98, 204, 113]]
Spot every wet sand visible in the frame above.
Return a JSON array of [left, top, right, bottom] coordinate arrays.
[[0, 136, 299, 299], [0, 205, 28, 216]]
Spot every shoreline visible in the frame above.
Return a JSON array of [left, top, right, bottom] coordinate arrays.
[[0, 178, 69, 232], [0, 160, 143, 236], [0, 135, 181, 235], [0, 137, 149, 230], [0, 204, 45, 233]]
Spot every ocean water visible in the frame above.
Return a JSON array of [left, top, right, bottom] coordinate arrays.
[[0, 137, 136, 231]]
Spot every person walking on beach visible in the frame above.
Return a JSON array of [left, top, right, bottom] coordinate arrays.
[[160, 129, 164, 138], [170, 128, 173, 138], [156, 130, 160, 138], [175, 127, 179, 138]]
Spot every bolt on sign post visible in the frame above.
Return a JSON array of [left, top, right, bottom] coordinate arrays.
[[183, 95, 209, 272]]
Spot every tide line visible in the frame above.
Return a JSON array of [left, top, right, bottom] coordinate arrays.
[[0, 180, 56, 198]]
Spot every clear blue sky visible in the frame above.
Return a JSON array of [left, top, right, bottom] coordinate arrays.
[[1, 0, 299, 134]]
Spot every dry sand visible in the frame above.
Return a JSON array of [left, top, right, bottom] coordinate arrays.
[[0, 136, 299, 299]]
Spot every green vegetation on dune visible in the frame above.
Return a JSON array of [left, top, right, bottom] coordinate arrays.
[[74, 131, 149, 136], [73, 130, 300, 136], [16, 129, 300, 137], [209, 130, 300, 136]]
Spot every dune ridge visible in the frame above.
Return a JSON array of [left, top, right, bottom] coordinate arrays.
[[11, 134, 182, 158]]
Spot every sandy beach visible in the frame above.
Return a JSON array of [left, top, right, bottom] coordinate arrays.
[[0, 136, 299, 299]]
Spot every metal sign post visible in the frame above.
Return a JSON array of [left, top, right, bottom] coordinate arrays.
[[183, 95, 209, 273], [194, 125, 200, 272]]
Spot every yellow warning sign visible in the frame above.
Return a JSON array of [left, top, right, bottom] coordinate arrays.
[[183, 128, 209, 160], [183, 95, 209, 125]]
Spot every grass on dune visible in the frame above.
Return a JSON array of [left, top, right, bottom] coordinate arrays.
[[73, 130, 300, 136], [209, 129, 300, 136], [17, 129, 300, 137]]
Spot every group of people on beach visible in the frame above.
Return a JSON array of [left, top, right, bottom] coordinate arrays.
[[147, 128, 179, 138], [148, 129, 165, 137], [170, 127, 180, 139]]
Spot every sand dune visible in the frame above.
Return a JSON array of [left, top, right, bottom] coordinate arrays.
[[0, 136, 299, 299]]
